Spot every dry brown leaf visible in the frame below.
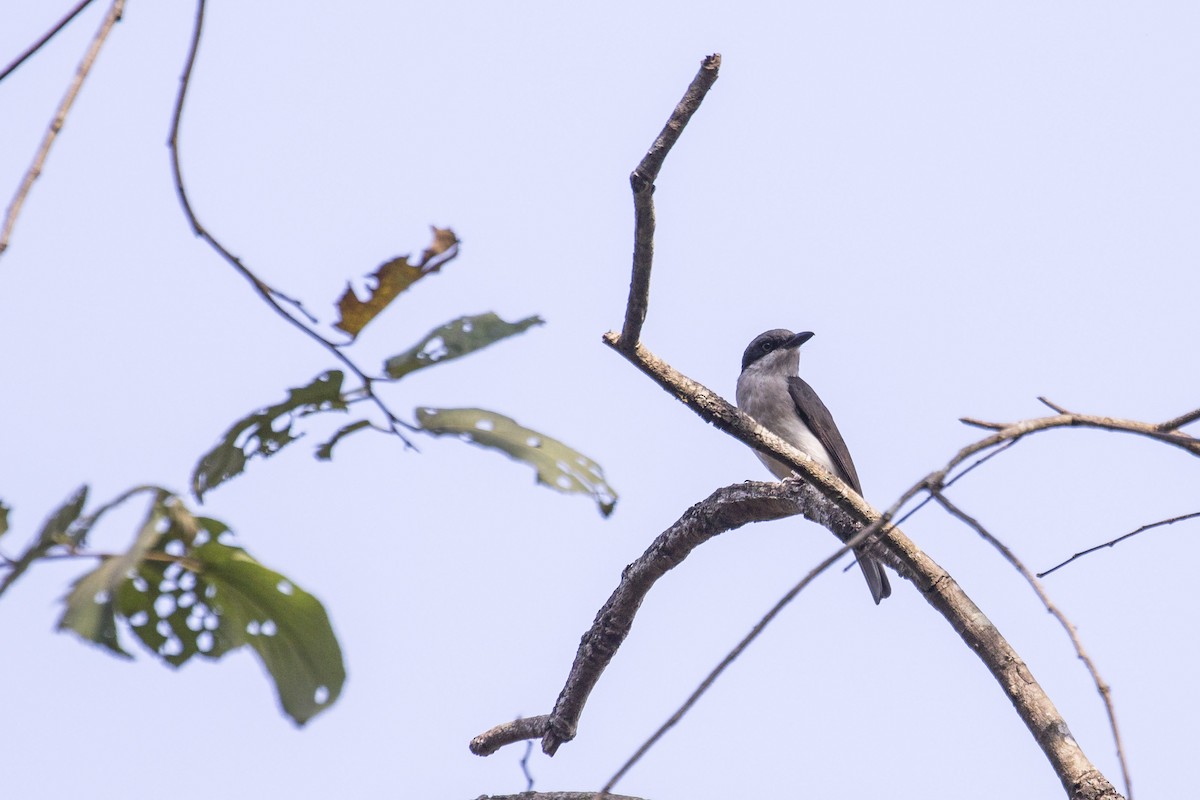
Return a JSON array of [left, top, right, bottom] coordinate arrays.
[[333, 226, 459, 338]]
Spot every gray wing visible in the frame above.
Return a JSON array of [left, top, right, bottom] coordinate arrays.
[[790, 377, 890, 603], [787, 377, 862, 494]]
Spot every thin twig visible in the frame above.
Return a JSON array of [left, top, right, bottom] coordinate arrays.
[[619, 54, 720, 350], [0, 0, 98, 83], [0, 0, 124, 257], [1039, 511, 1200, 578], [168, 0, 420, 447], [959, 416, 1007, 430], [893, 438, 1019, 527], [931, 492, 1133, 800], [520, 740, 535, 792], [1038, 396, 1071, 414]]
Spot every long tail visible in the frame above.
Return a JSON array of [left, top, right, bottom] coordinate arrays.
[[856, 551, 892, 605]]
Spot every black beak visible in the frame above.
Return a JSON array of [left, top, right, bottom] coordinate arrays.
[[785, 331, 815, 349]]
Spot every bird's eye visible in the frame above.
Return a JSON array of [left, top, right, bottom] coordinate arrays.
[[761, 342, 774, 352]]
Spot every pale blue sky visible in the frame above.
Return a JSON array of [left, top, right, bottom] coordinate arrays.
[[2, 3, 1198, 798]]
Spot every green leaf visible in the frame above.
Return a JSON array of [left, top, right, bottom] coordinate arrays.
[[192, 371, 348, 501], [315, 419, 373, 461], [0, 499, 9, 541], [333, 226, 459, 339], [58, 491, 167, 659], [0, 485, 88, 598], [416, 407, 617, 517], [59, 496, 345, 726], [39, 485, 89, 544], [181, 536, 345, 726], [383, 312, 544, 380]]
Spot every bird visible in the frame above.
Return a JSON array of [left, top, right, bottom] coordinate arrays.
[[735, 328, 891, 604]]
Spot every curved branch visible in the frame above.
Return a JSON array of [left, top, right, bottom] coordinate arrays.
[[598, 484, 886, 793], [538, 480, 846, 756], [168, 0, 423, 447], [473, 52, 1136, 800], [932, 492, 1132, 800], [471, 715, 551, 757], [591, 335, 1119, 800]]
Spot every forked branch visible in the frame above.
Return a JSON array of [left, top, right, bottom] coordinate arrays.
[[465, 54, 1168, 800]]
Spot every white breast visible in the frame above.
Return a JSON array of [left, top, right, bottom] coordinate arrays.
[[735, 368, 836, 481]]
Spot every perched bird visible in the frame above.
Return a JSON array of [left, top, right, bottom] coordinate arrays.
[[736, 328, 891, 604]]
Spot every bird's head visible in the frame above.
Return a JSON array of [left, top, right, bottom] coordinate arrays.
[[740, 328, 814, 374]]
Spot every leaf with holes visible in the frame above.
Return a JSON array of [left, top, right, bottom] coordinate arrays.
[[58, 491, 168, 658], [192, 370, 348, 501], [334, 226, 459, 338], [415, 407, 617, 517], [59, 496, 345, 726], [383, 312, 544, 380], [179, 536, 345, 725]]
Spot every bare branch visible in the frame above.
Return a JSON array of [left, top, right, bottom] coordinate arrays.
[[599, 487, 888, 794], [893, 438, 1020, 527], [471, 715, 551, 757], [0, 0, 98, 83], [1039, 511, 1200, 578], [591, 333, 1118, 798], [619, 54, 720, 351], [472, 55, 1143, 798], [533, 480, 869, 758], [945, 411, 1200, 484], [0, 0, 124, 258], [931, 492, 1133, 800]]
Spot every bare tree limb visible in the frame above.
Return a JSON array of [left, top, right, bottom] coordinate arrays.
[[535, 479, 866, 758], [931, 492, 1132, 800], [598, 483, 884, 794], [0, 0, 124, 258], [471, 715, 551, 757], [619, 54, 720, 351], [955, 409, 1200, 468], [1039, 511, 1200, 578]]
